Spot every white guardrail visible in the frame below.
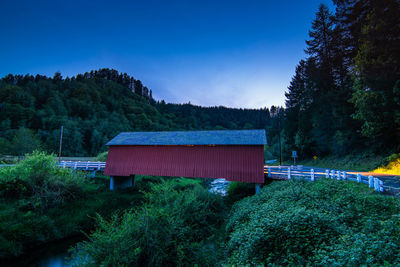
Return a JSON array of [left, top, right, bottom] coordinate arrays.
[[264, 165, 384, 192], [58, 161, 106, 171]]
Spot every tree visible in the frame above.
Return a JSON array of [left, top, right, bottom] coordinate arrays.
[[11, 128, 41, 156], [284, 59, 315, 156], [350, 0, 400, 149], [284, 3, 362, 156], [134, 80, 143, 96], [53, 72, 63, 82]]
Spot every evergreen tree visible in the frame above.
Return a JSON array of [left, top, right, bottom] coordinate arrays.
[[349, 0, 400, 149]]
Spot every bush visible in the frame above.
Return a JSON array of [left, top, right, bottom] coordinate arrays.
[[70, 180, 226, 266], [314, 218, 400, 265], [0, 152, 94, 257], [94, 151, 108, 162], [381, 153, 400, 167], [225, 179, 400, 265], [373, 153, 400, 175], [0, 151, 86, 211], [0, 152, 146, 258], [225, 182, 255, 204]]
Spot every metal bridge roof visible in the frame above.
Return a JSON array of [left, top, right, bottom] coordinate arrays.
[[106, 129, 267, 146]]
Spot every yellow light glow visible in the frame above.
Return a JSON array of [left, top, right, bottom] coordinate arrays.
[[372, 159, 400, 175]]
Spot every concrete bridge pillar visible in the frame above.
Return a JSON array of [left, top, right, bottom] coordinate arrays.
[[90, 170, 97, 178], [110, 175, 135, 190], [255, 184, 262, 194]]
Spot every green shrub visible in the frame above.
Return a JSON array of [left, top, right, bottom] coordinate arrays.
[[225, 180, 400, 266], [225, 182, 255, 204], [227, 207, 342, 265], [0, 152, 146, 258], [134, 175, 163, 192], [0, 151, 86, 211], [314, 218, 400, 266], [70, 180, 226, 266], [381, 153, 400, 167], [94, 151, 108, 162]]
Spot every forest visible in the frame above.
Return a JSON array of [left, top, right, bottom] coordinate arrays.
[[0, 69, 273, 157], [284, 0, 400, 158], [0, 1, 399, 162]]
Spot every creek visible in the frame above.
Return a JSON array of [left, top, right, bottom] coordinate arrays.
[[2, 235, 85, 267]]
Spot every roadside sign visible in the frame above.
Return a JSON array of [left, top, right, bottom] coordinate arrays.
[[292, 151, 298, 165]]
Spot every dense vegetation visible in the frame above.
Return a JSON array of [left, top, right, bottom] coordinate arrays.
[[71, 181, 226, 266], [65, 178, 400, 266], [292, 154, 386, 172], [0, 152, 143, 258], [1, 152, 399, 265], [284, 0, 400, 158], [226, 179, 400, 265], [0, 69, 272, 157]]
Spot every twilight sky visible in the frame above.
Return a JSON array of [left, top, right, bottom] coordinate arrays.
[[0, 0, 334, 108]]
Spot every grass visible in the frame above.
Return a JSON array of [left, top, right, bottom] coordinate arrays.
[[0, 156, 96, 164], [285, 153, 400, 176], [282, 154, 385, 172]]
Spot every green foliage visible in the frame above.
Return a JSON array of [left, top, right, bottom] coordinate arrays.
[[314, 219, 400, 265], [284, 0, 400, 157], [293, 154, 385, 172], [70, 180, 226, 266], [94, 151, 108, 162], [0, 137, 12, 155], [225, 180, 400, 266], [0, 69, 271, 157], [0, 151, 144, 258], [225, 182, 255, 205], [379, 153, 400, 168], [350, 0, 400, 148], [10, 128, 42, 156], [0, 151, 86, 210], [0, 152, 85, 257]]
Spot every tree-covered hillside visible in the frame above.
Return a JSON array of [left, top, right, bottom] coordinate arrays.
[[0, 69, 273, 156]]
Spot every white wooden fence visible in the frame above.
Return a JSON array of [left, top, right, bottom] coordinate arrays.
[[264, 165, 384, 192], [58, 161, 106, 171]]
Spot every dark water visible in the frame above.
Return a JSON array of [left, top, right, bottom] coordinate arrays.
[[1, 235, 85, 267]]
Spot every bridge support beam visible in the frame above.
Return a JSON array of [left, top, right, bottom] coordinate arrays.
[[110, 175, 135, 190], [110, 176, 114, 190], [90, 170, 97, 178], [255, 184, 262, 194]]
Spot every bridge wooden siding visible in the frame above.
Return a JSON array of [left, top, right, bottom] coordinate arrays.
[[104, 130, 267, 187], [265, 165, 385, 192]]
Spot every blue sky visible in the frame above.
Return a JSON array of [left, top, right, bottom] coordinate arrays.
[[0, 0, 334, 108]]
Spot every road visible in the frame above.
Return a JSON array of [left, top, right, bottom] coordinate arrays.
[[356, 172, 400, 193]]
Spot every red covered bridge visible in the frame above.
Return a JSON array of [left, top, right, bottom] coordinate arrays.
[[104, 129, 267, 189]]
